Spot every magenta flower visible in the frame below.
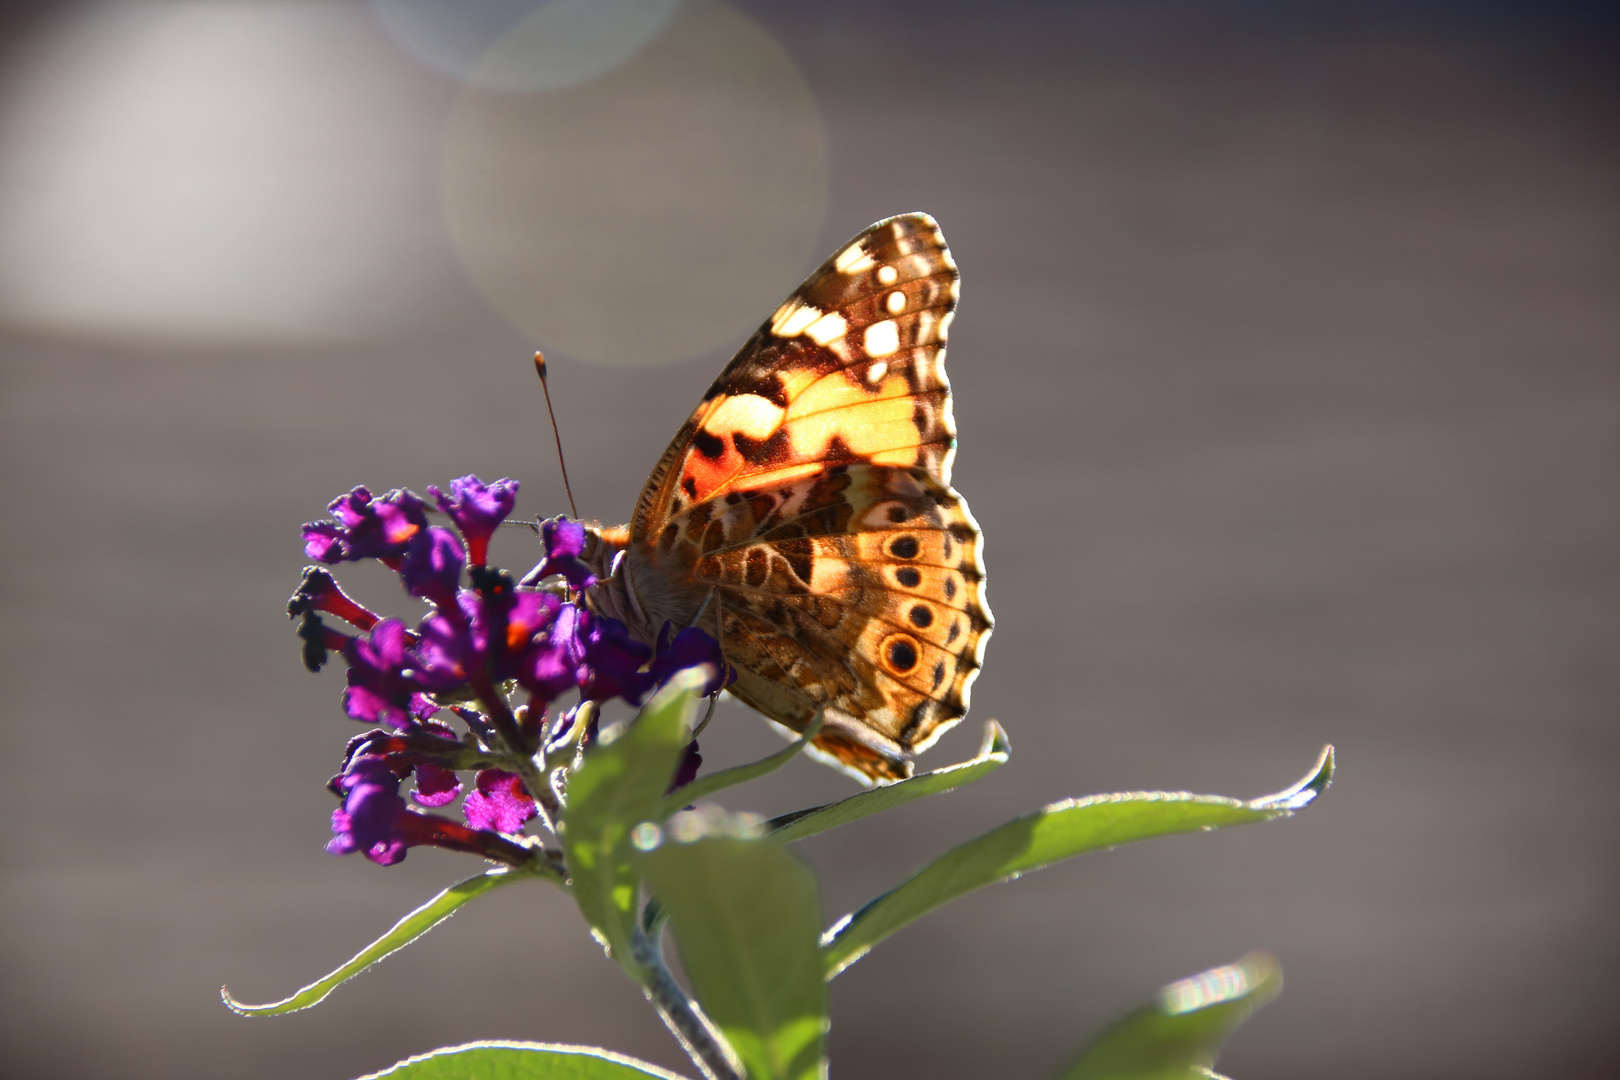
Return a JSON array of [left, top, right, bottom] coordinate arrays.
[[303, 487, 428, 564], [342, 619, 428, 729], [526, 516, 598, 591], [327, 756, 410, 865], [428, 476, 519, 568], [462, 769, 537, 834], [398, 527, 466, 607], [298, 480, 727, 868]]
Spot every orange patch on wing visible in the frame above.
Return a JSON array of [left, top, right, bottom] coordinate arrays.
[[682, 447, 739, 503], [778, 366, 822, 400], [787, 369, 909, 421], [679, 392, 788, 503], [783, 371, 922, 463], [730, 462, 823, 491]]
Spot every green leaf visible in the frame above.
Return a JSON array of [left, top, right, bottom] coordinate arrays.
[[222, 868, 531, 1016], [1055, 953, 1283, 1080], [636, 809, 829, 1080], [561, 672, 704, 965], [657, 715, 823, 819], [354, 1040, 692, 1079], [766, 721, 1010, 844], [822, 746, 1334, 978]]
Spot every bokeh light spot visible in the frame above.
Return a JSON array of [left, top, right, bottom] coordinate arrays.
[[368, 0, 683, 93], [440, 0, 829, 368]]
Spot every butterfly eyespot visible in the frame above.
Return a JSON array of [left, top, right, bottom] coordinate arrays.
[[889, 535, 920, 559], [884, 635, 919, 673], [943, 575, 957, 600], [895, 567, 922, 588], [908, 603, 933, 628], [886, 504, 910, 524]]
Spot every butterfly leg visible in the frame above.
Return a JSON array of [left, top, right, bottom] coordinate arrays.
[[688, 587, 727, 739]]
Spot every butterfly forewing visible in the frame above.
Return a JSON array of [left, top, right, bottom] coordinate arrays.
[[632, 213, 961, 540], [606, 213, 990, 784]]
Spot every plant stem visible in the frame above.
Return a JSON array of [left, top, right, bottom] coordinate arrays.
[[630, 926, 743, 1080], [470, 676, 565, 832]]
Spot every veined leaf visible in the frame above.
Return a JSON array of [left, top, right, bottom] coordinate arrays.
[[636, 810, 828, 1080], [1055, 953, 1282, 1080], [767, 721, 1010, 844], [562, 672, 703, 965], [822, 746, 1334, 978], [355, 1040, 692, 1079], [222, 868, 532, 1016]]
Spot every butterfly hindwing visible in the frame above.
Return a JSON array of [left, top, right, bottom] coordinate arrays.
[[672, 462, 991, 781]]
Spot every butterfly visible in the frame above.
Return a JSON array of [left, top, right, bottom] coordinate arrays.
[[576, 213, 991, 784]]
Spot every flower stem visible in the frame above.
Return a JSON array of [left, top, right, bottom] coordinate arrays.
[[629, 926, 743, 1080], [470, 676, 564, 832]]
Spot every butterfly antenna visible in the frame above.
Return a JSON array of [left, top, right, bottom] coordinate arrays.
[[533, 351, 579, 519]]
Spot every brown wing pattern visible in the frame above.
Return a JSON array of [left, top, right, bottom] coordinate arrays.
[[674, 463, 991, 782], [623, 213, 990, 784]]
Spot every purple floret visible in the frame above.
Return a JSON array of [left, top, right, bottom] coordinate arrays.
[[462, 769, 537, 834], [428, 476, 519, 568], [518, 601, 590, 700], [302, 487, 428, 564], [652, 624, 732, 697], [341, 619, 423, 729], [581, 616, 656, 705], [411, 762, 463, 808], [526, 516, 598, 590], [398, 526, 466, 607], [328, 756, 409, 865]]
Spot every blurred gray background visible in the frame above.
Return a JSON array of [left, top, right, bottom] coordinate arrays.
[[1, 2, 1616, 1078]]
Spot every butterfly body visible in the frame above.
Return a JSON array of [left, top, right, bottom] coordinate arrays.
[[578, 213, 990, 784]]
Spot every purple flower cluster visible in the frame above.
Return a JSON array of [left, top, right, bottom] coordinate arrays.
[[291, 477, 726, 867]]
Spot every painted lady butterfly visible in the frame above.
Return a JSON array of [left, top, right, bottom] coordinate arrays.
[[576, 213, 991, 785]]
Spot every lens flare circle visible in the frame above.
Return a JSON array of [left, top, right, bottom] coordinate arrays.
[[368, 0, 683, 93], [441, 0, 829, 368]]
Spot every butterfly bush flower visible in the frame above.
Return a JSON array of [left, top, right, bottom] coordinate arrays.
[[529, 516, 598, 590], [291, 478, 728, 869], [428, 476, 518, 569]]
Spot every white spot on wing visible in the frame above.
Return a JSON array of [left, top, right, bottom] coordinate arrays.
[[863, 319, 900, 358], [886, 290, 906, 315], [877, 264, 899, 286], [866, 360, 888, 384], [805, 310, 847, 345], [835, 243, 876, 274], [771, 301, 820, 338]]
